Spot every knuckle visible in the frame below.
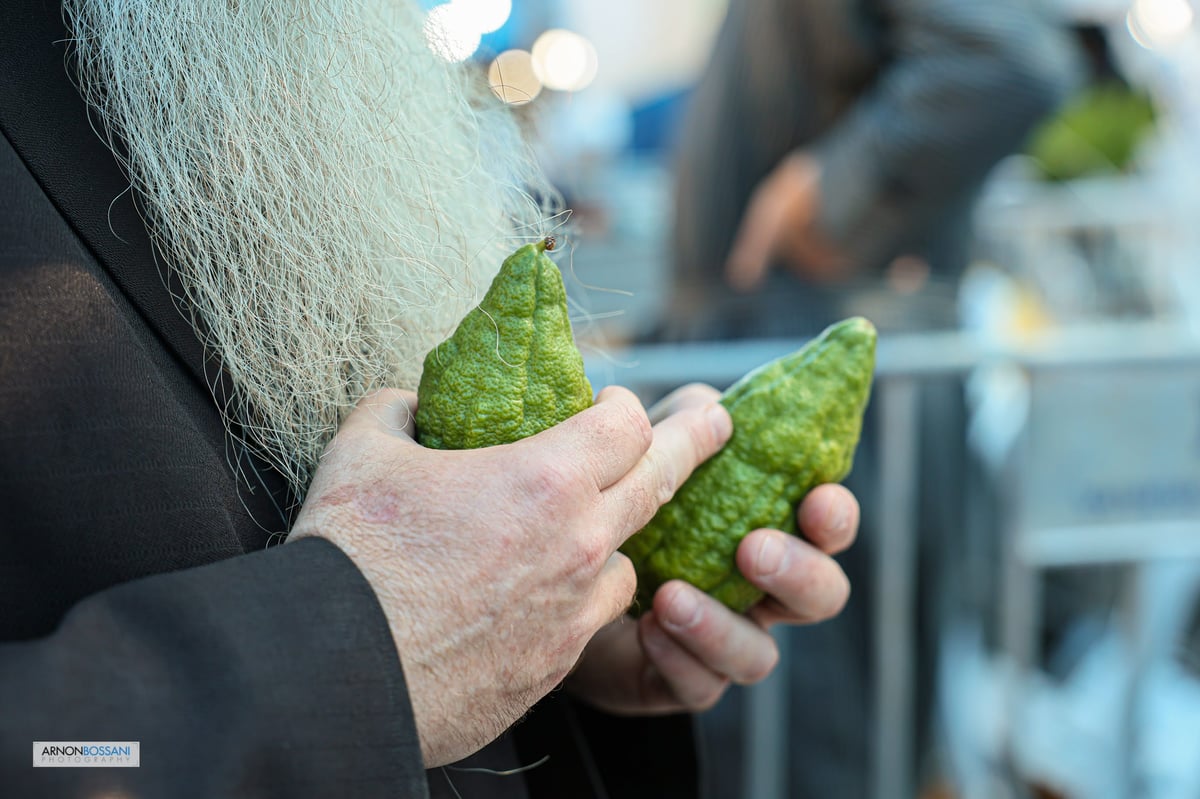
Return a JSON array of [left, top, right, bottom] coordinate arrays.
[[601, 389, 653, 450], [623, 479, 663, 531], [613, 553, 637, 605], [326, 420, 370, 454], [645, 448, 680, 506], [577, 536, 610, 576], [623, 404, 654, 453], [521, 456, 584, 506]]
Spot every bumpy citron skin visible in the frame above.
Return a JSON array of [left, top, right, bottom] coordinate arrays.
[[620, 317, 876, 613], [416, 240, 874, 615], [416, 239, 594, 450]]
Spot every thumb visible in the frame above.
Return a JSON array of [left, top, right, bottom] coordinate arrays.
[[339, 388, 420, 440]]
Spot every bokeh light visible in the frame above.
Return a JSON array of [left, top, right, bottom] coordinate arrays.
[[487, 49, 543, 106], [1127, 0, 1195, 49], [531, 29, 599, 92], [455, 0, 512, 35], [423, 3, 482, 63]]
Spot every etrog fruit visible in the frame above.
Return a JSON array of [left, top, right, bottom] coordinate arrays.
[[620, 317, 876, 612], [416, 237, 593, 449], [416, 239, 875, 614]]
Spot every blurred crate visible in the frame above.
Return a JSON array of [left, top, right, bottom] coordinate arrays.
[[974, 166, 1200, 326], [1018, 361, 1200, 566]]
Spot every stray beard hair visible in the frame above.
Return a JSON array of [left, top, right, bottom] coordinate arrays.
[[64, 0, 558, 501]]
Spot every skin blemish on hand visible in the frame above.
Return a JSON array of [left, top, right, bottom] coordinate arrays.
[[312, 482, 406, 524], [355, 488, 407, 524]]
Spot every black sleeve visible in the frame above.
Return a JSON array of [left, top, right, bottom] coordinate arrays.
[[1, 538, 429, 799]]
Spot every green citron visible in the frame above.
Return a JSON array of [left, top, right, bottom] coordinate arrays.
[[620, 317, 876, 612], [417, 240, 875, 614], [416, 238, 594, 449]]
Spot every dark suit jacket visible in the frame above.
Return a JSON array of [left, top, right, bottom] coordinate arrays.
[[0, 3, 698, 797]]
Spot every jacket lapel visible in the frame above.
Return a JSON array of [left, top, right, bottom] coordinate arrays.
[[1, 1, 296, 532], [0, 2, 213, 392]]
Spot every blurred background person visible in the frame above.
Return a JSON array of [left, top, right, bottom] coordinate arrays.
[[656, 1, 1082, 796], [663, 0, 1080, 342]]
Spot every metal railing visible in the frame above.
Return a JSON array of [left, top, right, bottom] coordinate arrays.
[[586, 319, 1200, 799]]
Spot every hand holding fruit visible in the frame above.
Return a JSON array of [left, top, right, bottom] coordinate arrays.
[[288, 384, 732, 767], [417, 239, 874, 614], [290, 238, 873, 764], [566, 383, 858, 716]]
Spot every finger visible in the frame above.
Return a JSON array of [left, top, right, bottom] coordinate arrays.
[[725, 187, 785, 293], [339, 388, 419, 439], [599, 400, 733, 547], [652, 580, 778, 684], [525, 385, 653, 491], [639, 612, 731, 711], [738, 529, 851, 625], [646, 383, 721, 425], [746, 595, 801, 629], [562, 619, 647, 715], [796, 484, 860, 555], [586, 551, 638, 631]]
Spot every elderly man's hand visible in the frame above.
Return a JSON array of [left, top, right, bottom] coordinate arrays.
[[288, 385, 732, 767], [566, 383, 858, 715]]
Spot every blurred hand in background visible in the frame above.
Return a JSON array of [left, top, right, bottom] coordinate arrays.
[[725, 152, 852, 291]]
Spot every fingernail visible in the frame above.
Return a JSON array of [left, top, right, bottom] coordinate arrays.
[[706, 403, 733, 445], [664, 586, 701, 630], [757, 533, 787, 578]]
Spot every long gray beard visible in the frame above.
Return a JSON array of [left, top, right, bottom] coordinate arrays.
[[64, 0, 556, 498]]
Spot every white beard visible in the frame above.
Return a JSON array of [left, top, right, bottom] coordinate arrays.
[[64, 0, 557, 497]]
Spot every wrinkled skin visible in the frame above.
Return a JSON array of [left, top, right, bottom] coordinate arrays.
[[290, 385, 733, 766], [290, 384, 857, 764]]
